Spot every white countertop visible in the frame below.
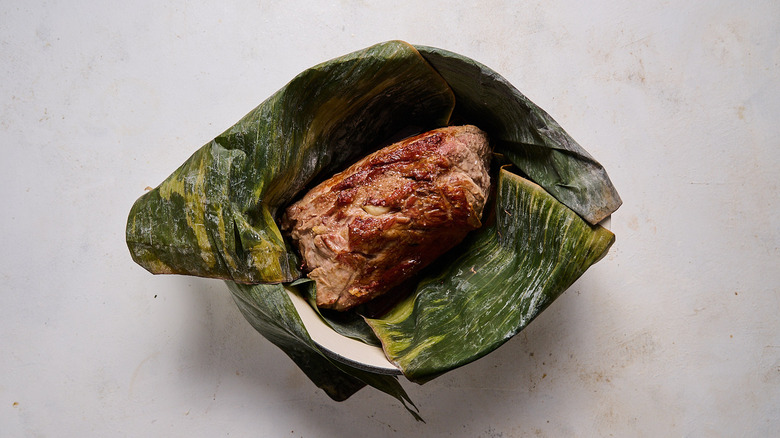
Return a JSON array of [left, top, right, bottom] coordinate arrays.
[[2, 1, 778, 436]]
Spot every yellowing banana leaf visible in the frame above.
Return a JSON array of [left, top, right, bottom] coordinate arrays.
[[126, 40, 455, 284], [365, 169, 615, 382]]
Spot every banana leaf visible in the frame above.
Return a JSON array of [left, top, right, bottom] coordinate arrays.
[[413, 45, 622, 225], [365, 169, 615, 383], [126, 40, 455, 284], [227, 281, 422, 420], [126, 40, 621, 410]]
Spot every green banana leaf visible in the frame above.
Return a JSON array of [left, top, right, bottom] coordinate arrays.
[[126, 40, 621, 410], [414, 45, 622, 225], [365, 169, 615, 383], [227, 281, 422, 420], [126, 40, 455, 284]]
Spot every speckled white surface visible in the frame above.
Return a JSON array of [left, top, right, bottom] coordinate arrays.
[[2, 1, 779, 436]]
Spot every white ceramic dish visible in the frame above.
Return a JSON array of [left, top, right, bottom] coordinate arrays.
[[287, 215, 611, 375], [286, 288, 401, 375]]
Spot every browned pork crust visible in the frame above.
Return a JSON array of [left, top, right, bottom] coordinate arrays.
[[282, 125, 491, 311]]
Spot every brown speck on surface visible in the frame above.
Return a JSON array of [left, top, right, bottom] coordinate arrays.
[[12, 402, 19, 407], [627, 216, 639, 231], [144, 186, 153, 191]]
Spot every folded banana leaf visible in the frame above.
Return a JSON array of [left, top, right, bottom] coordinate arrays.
[[126, 40, 455, 284], [414, 46, 622, 224], [126, 40, 621, 411], [227, 281, 422, 420], [365, 169, 614, 383]]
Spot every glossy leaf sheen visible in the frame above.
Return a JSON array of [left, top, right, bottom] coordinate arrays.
[[365, 170, 615, 382]]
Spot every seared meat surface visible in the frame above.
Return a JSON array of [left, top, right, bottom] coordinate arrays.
[[282, 125, 491, 311]]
